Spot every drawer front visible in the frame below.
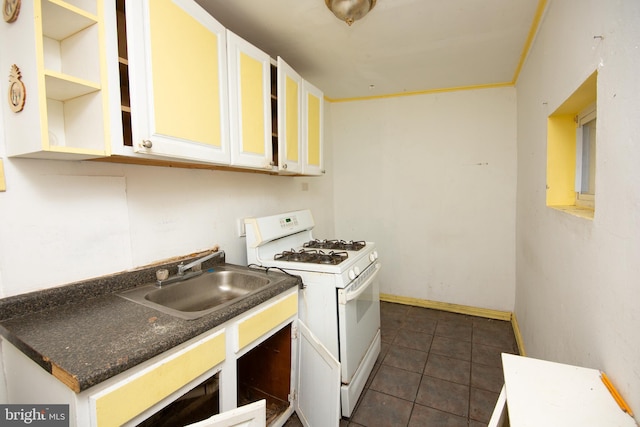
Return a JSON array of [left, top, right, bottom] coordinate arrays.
[[237, 292, 297, 352], [92, 330, 225, 427]]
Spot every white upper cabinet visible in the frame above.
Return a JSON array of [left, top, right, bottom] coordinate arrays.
[[302, 80, 325, 175], [276, 57, 303, 174], [1, 0, 324, 173], [117, 0, 230, 164], [226, 31, 274, 170], [0, 0, 110, 159]]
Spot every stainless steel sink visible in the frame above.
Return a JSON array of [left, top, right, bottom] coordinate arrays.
[[118, 268, 273, 320]]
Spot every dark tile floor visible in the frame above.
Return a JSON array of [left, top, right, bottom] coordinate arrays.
[[285, 301, 519, 427]]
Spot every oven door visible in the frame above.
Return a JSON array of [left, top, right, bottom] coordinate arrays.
[[337, 262, 381, 384]]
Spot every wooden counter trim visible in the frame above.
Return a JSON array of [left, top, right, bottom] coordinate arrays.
[[50, 362, 81, 393]]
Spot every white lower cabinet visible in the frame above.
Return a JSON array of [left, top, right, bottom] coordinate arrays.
[[90, 329, 226, 426], [1, 287, 340, 426], [232, 289, 341, 427]]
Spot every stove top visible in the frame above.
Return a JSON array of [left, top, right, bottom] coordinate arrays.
[[303, 239, 366, 251], [274, 249, 349, 265], [245, 211, 377, 283]]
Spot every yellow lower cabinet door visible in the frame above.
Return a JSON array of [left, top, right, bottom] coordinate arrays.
[[91, 330, 225, 427], [236, 292, 298, 352]]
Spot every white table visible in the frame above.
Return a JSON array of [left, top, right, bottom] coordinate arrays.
[[489, 354, 637, 427]]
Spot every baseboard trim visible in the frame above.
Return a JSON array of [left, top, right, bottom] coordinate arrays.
[[510, 312, 527, 356], [380, 293, 527, 355], [380, 293, 512, 321]]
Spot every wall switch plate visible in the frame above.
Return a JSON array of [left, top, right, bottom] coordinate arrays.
[[237, 218, 246, 237]]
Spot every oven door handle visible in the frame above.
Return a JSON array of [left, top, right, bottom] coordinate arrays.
[[339, 263, 381, 305]]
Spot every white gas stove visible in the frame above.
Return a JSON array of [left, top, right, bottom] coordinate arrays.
[[245, 210, 381, 418], [245, 210, 378, 287]]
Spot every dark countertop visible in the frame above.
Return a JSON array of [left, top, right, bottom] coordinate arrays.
[[0, 252, 301, 392]]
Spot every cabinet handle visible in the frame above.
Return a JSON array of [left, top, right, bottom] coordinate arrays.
[[283, 164, 288, 170], [140, 140, 153, 149]]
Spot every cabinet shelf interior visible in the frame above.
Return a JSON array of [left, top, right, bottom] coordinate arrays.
[[42, 15, 101, 84], [46, 91, 106, 151], [44, 71, 100, 101], [42, 0, 98, 41]]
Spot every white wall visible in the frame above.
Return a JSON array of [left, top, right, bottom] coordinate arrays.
[[330, 87, 517, 312], [0, 112, 335, 298], [516, 0, 640, 414]]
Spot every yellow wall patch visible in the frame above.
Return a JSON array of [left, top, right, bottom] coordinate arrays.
[[0, 159, 6, 192]]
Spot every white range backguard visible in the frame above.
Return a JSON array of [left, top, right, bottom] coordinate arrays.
[[245, 210, 381, 418]]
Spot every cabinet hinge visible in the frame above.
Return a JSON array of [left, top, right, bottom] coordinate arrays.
[[289, 390, 297, 403], [292, 325, 298, 340]]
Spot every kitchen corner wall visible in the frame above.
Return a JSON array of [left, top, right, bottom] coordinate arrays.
[[330, 87, 517, 312], [0, 107, 335, 298], [516, 0, 640, 414]]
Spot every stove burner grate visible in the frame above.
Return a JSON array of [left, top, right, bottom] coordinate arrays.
[[274, 249, 349, 265], [303, 239, 366, 251]]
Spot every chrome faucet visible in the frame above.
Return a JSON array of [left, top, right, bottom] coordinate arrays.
[[178, 250, 224, 275], [156, 250, 224, 287]]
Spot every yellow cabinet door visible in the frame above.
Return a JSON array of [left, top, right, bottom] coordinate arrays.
[[236, 291, 298, 353], [226, 31, 273, 170], [91, 330, 226, 427], [125, 0, 230, 164], [276, 57, 303, 174], [302, 81, 325, 176]]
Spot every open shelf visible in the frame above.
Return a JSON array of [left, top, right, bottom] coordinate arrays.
[[44, 70, 100, 100], [46, 91, 105, 151], [41, 0, 98, 40]]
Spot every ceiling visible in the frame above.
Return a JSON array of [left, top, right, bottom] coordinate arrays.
[[195, 0, 543, 101]]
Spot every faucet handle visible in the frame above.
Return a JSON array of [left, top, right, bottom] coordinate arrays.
[[156, 269, 169, 281]]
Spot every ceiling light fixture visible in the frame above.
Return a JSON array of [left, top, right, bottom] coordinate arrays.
[[325, 0, 376, 26]]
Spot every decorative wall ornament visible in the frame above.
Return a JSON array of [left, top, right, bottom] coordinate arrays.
[[3, 0, 21, 23], [8, 64, 26, 113]]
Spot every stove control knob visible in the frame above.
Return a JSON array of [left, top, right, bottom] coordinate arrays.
[[348, 270, 356, 280], [369, 251, 378, 262], [354, 266, 361, 276]]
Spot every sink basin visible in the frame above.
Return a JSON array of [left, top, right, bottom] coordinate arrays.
[[118, 268, 273, 320]]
